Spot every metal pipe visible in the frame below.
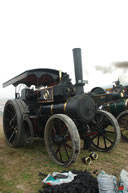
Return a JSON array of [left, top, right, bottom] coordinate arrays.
[[72, 48, 85, 94], [72, 48, 83, 84]]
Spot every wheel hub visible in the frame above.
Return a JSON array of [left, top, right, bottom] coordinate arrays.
[[53, 135, 66, 145]]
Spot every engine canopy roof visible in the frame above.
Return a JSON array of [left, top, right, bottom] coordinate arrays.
[[3, 68, 67, 88]]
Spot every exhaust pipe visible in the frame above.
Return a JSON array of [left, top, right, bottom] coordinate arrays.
[[72, 48, 85, 94]]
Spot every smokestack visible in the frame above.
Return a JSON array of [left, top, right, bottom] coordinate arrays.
[[72, 48, 85, 94]]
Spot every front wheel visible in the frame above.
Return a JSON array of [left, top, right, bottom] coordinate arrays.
[[44, 114, 80, 167], [88, 110, 121, 152], [117, 110, 128, 141]]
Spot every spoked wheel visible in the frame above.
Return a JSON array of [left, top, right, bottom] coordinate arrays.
[[117, 110, 128, 141], [88, 110, 120, 152], [3, 100, 23, 147], [44, 114, 80, 167], [22, 116, 34, 145], [3, 99, 33, 147], [14, 99, 34, 146]]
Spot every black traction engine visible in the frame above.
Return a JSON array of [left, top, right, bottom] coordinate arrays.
[[2, 48, 120, 167]]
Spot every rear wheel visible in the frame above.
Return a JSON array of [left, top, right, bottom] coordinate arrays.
[[89, 110, 120, 152], [3, 100, 23, 147], [3, 99, 33, 147], [22, 116, 34, 145], [14, 99, 34, 146], [117, 110, 128, 141], [44, 114, 80, 167]]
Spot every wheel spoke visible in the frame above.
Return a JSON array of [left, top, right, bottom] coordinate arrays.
[[6, 108, 14, 117], [97, 135, 100, 147], [55, 145, 64, 162], [6, 125, 14, 133], [65, 134, 71, 141], [120, 120, 127, 127], [51, 122, 56, 134], [105, 130, 115, 134], [98, 114, 104, 123], [92, 119, 97, 125], [90, 133, 99, 141], [103, 136, 107, 148], [9, 103, 15, 112], [12, 114, 16, 122], [64, 144, 70, 159], [101, 133, 113, 144], [55, 146, 59, 155], [58, 147, 63, 162], [8, 131, 16, 142]]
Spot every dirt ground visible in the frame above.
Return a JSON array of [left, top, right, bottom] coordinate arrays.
[[0, 115, 128, 193]]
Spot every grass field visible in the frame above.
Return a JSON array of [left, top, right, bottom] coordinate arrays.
[[0, 115, 128, 193]]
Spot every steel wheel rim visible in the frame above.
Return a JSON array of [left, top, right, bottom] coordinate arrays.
[[118, 114, 128, 141], [48, 118, 74, 164], [3, 102, 18, 146], [44, 114, 80, 167], [89, 111, 118, 151]]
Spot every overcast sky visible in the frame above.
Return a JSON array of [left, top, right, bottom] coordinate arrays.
[[1, 0, 128, 99]]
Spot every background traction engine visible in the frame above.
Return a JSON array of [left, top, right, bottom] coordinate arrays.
[[3, 48, 120, 167], [90, 80, 128, 141]]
